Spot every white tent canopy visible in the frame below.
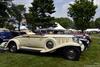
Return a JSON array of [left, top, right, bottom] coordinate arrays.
[[54, 22, 66, 30], [68, 29, 77, 32], [85, 28, 100, 32]]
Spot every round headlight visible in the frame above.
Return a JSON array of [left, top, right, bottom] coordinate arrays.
[[46, 41, 54, 49]]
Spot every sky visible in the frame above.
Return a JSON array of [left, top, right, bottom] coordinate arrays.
[[13, 0, 100, 19]]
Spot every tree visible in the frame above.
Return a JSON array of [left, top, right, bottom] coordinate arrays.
[[95, 18, 100, 28], [89, 20, 96, 28], [16, 5, 26, 13], [24, 13, 35, 30], [30, 0, 56, 29], [0, 0, 10, 28], [0, 0, 25, 30], [53, 18, 74, 29], [68, 0, 97, 32], [9, 4, 25, 31]]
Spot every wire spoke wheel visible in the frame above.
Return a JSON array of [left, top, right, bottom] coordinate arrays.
[[8, 42, 17, 53], [63, 47, 81, 61]]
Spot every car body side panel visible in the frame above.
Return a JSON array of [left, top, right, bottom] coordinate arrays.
[[6, 34, 83, 53], [28, 37, 44, 48]]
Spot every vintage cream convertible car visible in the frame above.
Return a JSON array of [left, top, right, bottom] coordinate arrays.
[[6, 34, 85, 60]]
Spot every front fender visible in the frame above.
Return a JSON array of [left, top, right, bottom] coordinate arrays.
[[6, 39, 20, 50], [40, 42, 81, 53]]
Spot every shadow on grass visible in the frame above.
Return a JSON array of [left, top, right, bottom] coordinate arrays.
[[0, 47, 63, 59], [16, 49, 62, 58]]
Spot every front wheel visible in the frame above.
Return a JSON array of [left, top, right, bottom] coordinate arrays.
[[63, 47, 81, 61], [8, 43, 17, 53]]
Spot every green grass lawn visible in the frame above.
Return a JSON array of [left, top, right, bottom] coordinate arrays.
[[0, 34, 100, 67]]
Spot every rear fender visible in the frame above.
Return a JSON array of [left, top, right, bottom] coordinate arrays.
[[6, 39, 20, 50]]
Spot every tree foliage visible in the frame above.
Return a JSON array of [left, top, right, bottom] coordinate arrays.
[[95, 18, 100, 28], [68, 0, 97, 32], [29, 0, 56, 29], [89, 20, 96, 28], [24, 13, 35, 30], [8, 4, 25, 31], [0, 0, 12, 28], [0, 0, 25, 30], [13, 4, 25, 31]]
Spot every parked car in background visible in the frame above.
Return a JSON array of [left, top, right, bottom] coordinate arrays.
[[11, 31, 26, 38], [35, 28, 65, 34], [11, 30, 35, 37], [0, 28, 34, 44], [0, 28, 12, 43], [74, 33, 91, 50]]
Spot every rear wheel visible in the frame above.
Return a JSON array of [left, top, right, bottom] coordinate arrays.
[[8, 42, 17, 53], [63, 47, 81, 61]]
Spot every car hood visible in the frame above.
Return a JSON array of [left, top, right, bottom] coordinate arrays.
[[44, 34, 74, 38]]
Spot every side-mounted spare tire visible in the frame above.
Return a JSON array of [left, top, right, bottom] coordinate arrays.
[[46, 40, 54, 49], [62, 47, 81, 61]]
